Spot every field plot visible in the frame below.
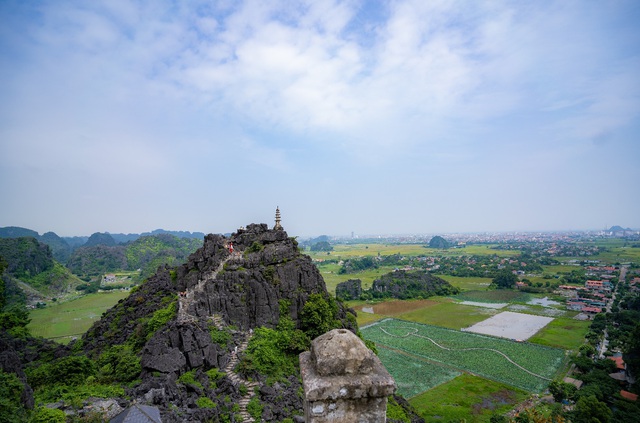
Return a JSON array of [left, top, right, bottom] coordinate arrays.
[[410, 374, 528, 423], [28, 291, 129, 343], [463, 311, 553, 340], [377, 347, 461, 398], [527, 317, 592, 350], [395, 300, 497, 330], [362, 319, 565, 392]]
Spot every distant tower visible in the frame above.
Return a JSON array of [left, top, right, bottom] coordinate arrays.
[[274, 206, 283, 230]]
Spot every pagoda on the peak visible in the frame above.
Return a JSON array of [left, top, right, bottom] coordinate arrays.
[[274, 206, 283, 230]]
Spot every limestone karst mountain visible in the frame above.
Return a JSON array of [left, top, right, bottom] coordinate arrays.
[[78, 223, 366, 422], [2, 222, 424, 422]]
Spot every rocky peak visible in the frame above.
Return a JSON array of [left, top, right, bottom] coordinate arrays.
[[176, 223, 330, 331]]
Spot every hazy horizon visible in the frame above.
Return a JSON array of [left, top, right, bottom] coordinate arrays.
[[2, 221, 636, 240], [1, 1, 639, 237]]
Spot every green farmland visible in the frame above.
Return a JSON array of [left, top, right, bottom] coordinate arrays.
[[527, 317, 591, 350], [409, 374, 529, 423], [362, 319, 566, 393], [28, 290, 130, 343]]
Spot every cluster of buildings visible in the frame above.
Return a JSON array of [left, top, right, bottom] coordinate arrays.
[[561, 279, 612, 314]]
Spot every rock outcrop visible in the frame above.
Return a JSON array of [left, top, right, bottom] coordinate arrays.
[[335, 279, 363, 301], [371, 270, 459, 299]]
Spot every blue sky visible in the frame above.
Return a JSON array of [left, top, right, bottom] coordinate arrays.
[[1, 0, 639, 237]]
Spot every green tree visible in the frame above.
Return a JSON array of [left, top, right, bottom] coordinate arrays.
[[492, 271, 518, 289], [549, 380, 577, 402], [0, 304, 31, 338], [0, 370, 27, 423], [300, 293, 339, 339], [29, 407, 66, 422], [579, 344, 597, 358], [572, 395, 611, 423], [27, 356, 96, 389], [624, 323, 640, 376]]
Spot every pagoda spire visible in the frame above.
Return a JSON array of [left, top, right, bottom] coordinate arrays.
[[274, 206, 283, 230]]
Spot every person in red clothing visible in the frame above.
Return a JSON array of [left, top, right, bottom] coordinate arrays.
[[229, 242, 234, 254]]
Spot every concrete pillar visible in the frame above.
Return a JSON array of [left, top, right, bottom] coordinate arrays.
[[300, 329, 396, 423]]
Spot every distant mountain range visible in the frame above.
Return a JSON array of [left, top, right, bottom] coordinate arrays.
[[0, 226, 206, 263]]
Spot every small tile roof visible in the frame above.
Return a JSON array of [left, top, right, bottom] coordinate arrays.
[[110, 404, 162, 423]]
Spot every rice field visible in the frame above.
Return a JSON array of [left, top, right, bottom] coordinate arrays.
[[362, 318, 566, 393], [28, 290, 129, 343]]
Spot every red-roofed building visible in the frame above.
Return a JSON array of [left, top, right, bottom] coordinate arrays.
[[582, 306, 602, 314], [610, 356, 625, 371], [620, 390, 638, 401], [559, 285, 579, 290]]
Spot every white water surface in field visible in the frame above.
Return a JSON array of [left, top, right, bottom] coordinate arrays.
[[459, 301, 508, 309], [462, 311, 553, 340]]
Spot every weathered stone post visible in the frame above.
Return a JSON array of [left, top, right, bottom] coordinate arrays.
[[300, 329, 396, 423]]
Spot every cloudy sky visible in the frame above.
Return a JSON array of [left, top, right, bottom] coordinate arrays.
[[1, 0, 639, 237]]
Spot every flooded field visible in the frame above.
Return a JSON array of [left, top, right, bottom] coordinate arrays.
[[358, 299, 440, 315], [462, 311, 554, 340]]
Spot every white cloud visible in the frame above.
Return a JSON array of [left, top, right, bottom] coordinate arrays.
[[1, 0, 638, 234]]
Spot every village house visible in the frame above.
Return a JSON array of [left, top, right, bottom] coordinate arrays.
[[585, 280, 611, 293], [103, 274, 116, 284]]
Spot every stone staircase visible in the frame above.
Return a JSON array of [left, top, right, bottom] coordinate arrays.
[[223, 334, 260, 422], [177, 253, 236, 324], [175, 250, 260, 422]]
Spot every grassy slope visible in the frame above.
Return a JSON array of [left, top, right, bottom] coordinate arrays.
[[28, 290, 130, 343]]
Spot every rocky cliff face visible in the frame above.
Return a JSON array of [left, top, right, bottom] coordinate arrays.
[[180, 224, 342, 329], [78, 223, 357, 422]]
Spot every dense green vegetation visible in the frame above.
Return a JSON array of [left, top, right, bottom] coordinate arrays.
[[0, 238, 53, 278], [491, 270, 518, 289], [67, 234, 201, 279], [368, 271, 459, 300], [0, 370, 28, 423], [240, 300, 310, 381]]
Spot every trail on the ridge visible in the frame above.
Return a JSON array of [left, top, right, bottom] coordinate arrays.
[[176, 251, 259, 422]]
